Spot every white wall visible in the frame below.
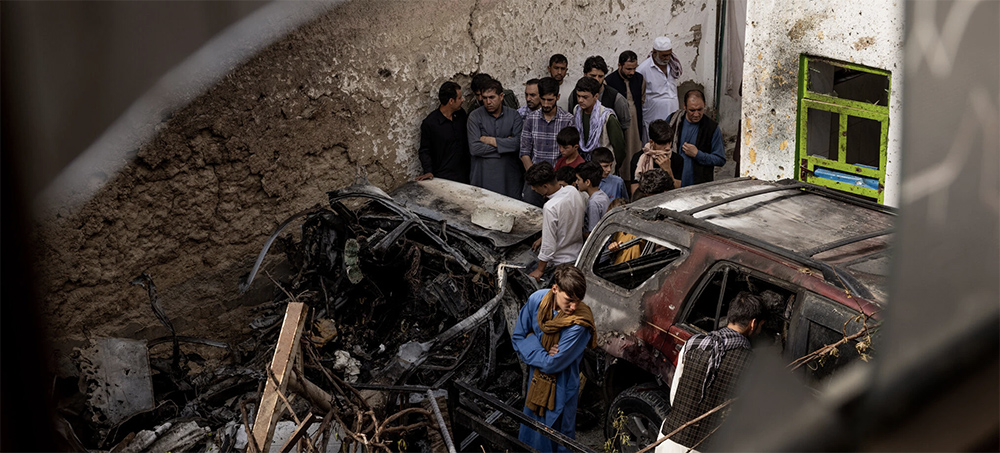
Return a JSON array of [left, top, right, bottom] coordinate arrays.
[[740, 0, 904, 206]]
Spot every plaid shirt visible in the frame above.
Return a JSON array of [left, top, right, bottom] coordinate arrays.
[[519, 107, 574, 166]]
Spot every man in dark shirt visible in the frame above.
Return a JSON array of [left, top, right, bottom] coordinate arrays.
[[417, 81, 470, 183], [468, 73, 519, 113], [668, 89, 725, 187], [656, 292, 763, 453], [605, 50, 646, 181]]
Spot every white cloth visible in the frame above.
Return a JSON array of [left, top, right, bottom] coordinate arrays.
[[557, 80, 573, 113], [656, 342, 698, 453], [538, 185, 586, 265], [653, 36, 673, 51], [637, 56, 679, 135]]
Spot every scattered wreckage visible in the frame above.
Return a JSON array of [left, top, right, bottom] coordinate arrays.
[[64, 178, 601, 452], [61, 177, 889, 452]]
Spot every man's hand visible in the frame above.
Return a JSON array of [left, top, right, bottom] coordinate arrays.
[[547, 344, 559, 356], [682, 142, 699, 157], [521, 155, 534, 171], [528, 268, 544, 281], [532, 237, 542, 252], [415, 172, 434, 181], [481, 136, 498, 148], [608, 241, 622, 252]]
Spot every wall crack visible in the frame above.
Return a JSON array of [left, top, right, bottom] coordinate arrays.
[[467, 0, 483, 71]]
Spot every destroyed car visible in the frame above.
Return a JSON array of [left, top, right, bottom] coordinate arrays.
[[241, 177, 543, 394], [578, 178, 891, 449], [66, 178, 551, 452]]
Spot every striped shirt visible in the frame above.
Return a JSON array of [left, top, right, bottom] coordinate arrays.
[[519, 107, 574, 166]]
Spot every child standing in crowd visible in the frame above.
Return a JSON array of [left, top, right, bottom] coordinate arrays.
[[631, 119, 680, 196], [554, 126, 586, 170], [590, 147, 628, 202], [575, 162, 610, 239], [525, 162, 586, 282], [556, 166, 578, 188]]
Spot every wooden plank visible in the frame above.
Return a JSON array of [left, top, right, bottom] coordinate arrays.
[[253, 302, 308, 451]]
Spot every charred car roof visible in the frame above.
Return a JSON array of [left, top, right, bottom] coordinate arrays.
[[390, 179, 543, 249], [624, 178, 895, 303]]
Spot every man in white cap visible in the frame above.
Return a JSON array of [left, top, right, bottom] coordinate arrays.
[[637, 36, 683, 137]]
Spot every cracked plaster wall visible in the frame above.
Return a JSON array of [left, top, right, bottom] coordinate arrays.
[[740, 0, 904, 206], [36, 0, 720, 369]]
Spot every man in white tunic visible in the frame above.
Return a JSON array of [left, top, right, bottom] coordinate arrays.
[[637, 36, 683, 136]]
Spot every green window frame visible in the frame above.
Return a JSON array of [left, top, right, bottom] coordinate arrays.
[[796, 55, 891, 203]]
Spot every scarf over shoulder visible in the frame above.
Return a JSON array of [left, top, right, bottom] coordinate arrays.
[[525, 290, 597, 417], [574, 100, 614, 154], [684, 327, 750, 401]]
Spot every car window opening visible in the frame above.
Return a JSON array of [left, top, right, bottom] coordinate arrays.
[[593, 231, 683, 290], [683, 265, 797, 351]]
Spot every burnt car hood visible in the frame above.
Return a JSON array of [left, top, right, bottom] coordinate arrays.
[[390, 179, 543, 249]]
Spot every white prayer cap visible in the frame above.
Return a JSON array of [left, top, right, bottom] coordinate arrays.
[[653, 37, 673, 51]]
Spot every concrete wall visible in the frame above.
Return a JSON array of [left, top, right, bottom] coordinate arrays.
[[739, 0, 904, 206], [35, 0, 721, 367]]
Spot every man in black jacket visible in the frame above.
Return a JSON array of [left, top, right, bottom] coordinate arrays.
[[669, 89, 725, 187], [416, 81, 470, 182], [605, 50, 646, 181]]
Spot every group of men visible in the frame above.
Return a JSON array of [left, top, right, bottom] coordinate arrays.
[[417, 36, 726, 204], [416, 36, 740, 453]]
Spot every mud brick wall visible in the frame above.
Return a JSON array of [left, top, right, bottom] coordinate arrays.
[[34, 0, 718, 371]]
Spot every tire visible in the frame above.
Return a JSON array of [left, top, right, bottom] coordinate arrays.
[[605, 384, 671, 452]]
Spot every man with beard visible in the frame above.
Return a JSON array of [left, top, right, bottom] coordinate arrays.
[[605, 50, 646, 181], [547, 54, 572, 112], [668, 89, 725, 187], [638, 37, 683, 134], [518, 78, 542, 118], [520, 77, 574, 207], [468, 79, 524, 199], [416, 81, 470, 182], [469, 73, 519, 113]]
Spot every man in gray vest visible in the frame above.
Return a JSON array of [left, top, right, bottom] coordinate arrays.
[[655, 292, 764, 453]]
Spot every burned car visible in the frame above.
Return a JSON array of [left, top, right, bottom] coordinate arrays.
[[69, 178, 550, 453], [240, 177, 543, 394], [578, 178, 891, 448]]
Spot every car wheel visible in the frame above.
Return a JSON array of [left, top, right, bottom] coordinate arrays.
[[605, 384, 671, 452]]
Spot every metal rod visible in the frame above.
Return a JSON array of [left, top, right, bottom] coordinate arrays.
[[348, 383, 437, 393], [453, 381, 599, 453], [802, 228, 894, 257], [682, 183, 808, 216], [426, 390, 457, 453], [459, 394, 520, 450]]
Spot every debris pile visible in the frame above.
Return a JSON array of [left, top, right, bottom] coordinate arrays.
[[58, 180, 542, 452]]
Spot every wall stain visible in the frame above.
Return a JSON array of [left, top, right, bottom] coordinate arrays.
[[853, 36, 876, 50], [787, 15, 825, 41]]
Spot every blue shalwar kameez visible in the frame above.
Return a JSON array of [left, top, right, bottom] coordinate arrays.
[[511, 289, 592, 452]]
